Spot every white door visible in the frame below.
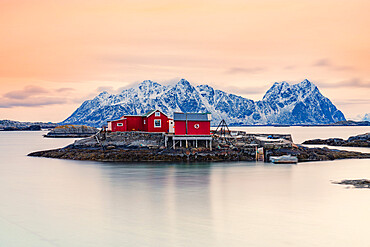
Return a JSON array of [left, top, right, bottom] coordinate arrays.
[[168, 120, 174, 133]]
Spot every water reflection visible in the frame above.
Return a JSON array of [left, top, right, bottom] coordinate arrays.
[[0, 131, 370, 246]]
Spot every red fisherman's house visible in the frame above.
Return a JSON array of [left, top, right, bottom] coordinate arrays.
[[173, 112, 211, 135], [107, 110, 173, 133]]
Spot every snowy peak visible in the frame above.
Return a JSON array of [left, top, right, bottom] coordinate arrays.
[[62, 78, 346, 127], [263, 79, 318, 101], [136, 80, 162, 89], [97, 91, 111, 98]]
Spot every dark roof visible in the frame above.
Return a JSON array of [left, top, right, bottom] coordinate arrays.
[[173, 112, 211, 121], [143, 110, 155, 117], [107, 118, 125, 122]]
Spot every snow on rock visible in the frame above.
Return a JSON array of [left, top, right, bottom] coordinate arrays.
[[61, 79, 346, 127]]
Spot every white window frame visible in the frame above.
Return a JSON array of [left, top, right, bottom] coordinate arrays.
[[154, 119, 161, 128], [143, 119, 146, 124], [155, 112, 160, 117], [117, 123, 123, 127]]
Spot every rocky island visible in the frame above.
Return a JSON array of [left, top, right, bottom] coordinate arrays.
[[29, 131, 370, 162], [44, 125, 99, 138], [303, 133, 370, 147], [333, 179, 370, 189]]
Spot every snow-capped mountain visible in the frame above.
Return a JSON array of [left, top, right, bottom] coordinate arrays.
[[61, 79, 346, 127], [363, 113, 370, 122]]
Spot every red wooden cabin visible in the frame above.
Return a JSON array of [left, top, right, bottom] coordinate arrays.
[[173, 112, 211, 135], [107, 110, 171, 133]]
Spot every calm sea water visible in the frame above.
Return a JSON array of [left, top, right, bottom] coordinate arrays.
[[0, 127, 369, 247]]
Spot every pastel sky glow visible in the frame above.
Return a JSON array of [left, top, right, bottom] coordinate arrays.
[[0, 0, 369, 122]]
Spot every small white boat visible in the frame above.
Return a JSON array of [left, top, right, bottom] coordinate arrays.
[[270, 155, 298, 164]]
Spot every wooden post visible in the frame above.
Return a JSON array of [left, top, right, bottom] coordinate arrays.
[[196, 139, 198, 148], [210, 139, 212, 151], [180, 140, 182, 147], [186, 140, 188, 148], [173, 139, 176, 149]]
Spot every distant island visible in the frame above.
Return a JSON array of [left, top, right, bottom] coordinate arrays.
[[0, 120, 57, 131], [303, 133, 369, 147], [325, 120, 370, 126]]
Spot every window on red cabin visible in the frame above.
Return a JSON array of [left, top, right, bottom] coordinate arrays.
[[155, 112, 160, 117], [144, 119, 146, 124], [154, 119, 161, 128], [117, 123, 123, 126]]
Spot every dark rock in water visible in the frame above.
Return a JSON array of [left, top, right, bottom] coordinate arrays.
[[330, 120, 370, 126], [44, 125, 99, 138], [302, 133, 370, 147], [267, 145, 370, 162], [333, 179, 370, 189], [29, 125, 41, 131]]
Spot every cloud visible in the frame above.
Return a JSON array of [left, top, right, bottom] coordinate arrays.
[[96, 86, 115, 93], [116, 81, 142, 93], [55, 87, 75, 93], [318, 78, 370, 88], [284, 65, 296, 70], [0, 97, 68, 108], [0, 85, 73, 108], [312, 59, 353, 71], [313, 59, 331, 67], [162, 77, 182, 85], [4, 85, 49, 99], [213, 82, 268, 95], [334, 99, 370, 106], [226, 86, 267, 95], [227, 67, 266, 74]]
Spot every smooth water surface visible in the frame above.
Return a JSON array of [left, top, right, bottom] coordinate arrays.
[[229, 125, 370, 144], [0, 128, 369, 247]]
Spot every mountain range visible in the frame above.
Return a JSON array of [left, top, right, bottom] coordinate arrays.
[[61, 79, 346, 127]]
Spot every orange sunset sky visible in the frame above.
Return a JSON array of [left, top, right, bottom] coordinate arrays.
[[0, 0, 369, 122]]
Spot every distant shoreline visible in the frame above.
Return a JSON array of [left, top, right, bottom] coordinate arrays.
[[1, 119, 369, 131]]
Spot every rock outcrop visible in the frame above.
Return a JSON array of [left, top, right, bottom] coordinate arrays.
[[333, 179, 370, 189], [44, 125, 99, 138], [302, 133, 370, 147]]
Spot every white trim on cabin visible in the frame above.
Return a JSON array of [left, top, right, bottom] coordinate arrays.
[[154, 119, 161, 128], [146, 109, 167, 118]]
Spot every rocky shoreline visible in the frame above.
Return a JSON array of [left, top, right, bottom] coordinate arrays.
[[333, 179, 370, 189], [28, 131, 370, 162], [303, 133, 369, 147], [28, 146, 370, 162]]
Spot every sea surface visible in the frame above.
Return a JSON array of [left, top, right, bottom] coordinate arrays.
[[0, 126, 369, 247]]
